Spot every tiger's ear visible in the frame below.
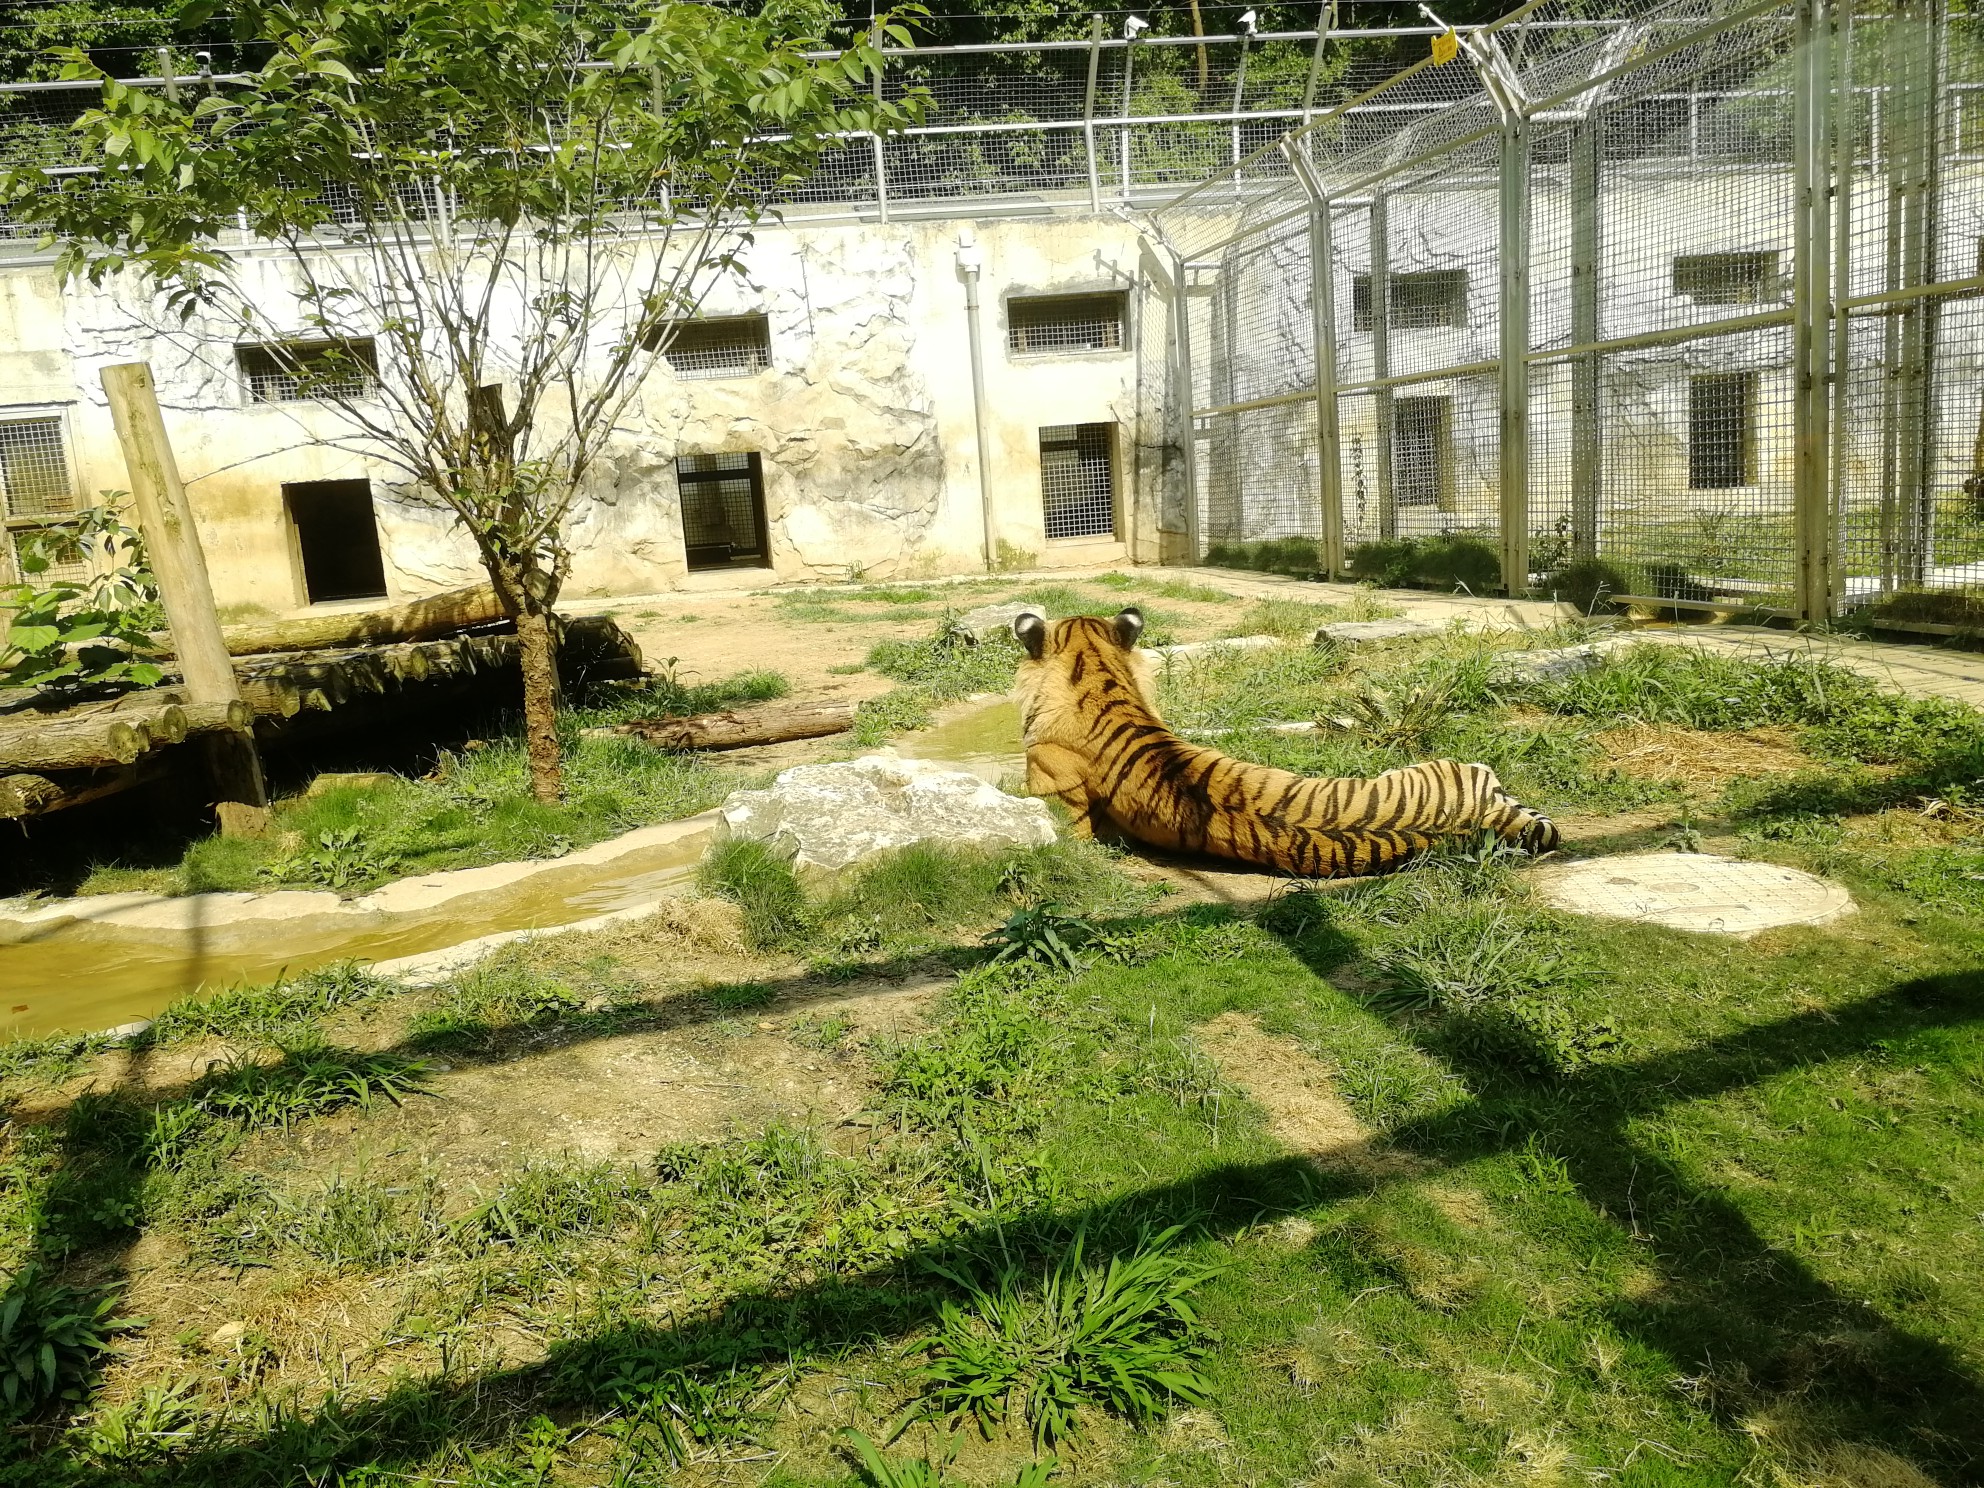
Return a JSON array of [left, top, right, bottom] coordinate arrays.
[[1013, 611, 1047, 660], [1111, 607, 1144, 650]]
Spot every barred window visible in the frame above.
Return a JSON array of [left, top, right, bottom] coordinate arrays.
[[1007, 293, 1126, 355], [1352, 270, 1468, 331], [1394, 396, 1452, 509], [1039, 423, 1116, 540], [676, 452, 770, 570], [1672, 252, 1782, 306], [1689, 372, 1757, 489], [0, 416, 84, 585], [238, 340, 379, 403], [654, 316, 772, 380]]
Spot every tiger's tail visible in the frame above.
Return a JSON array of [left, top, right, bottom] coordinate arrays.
[[1468, 762, 1561, 856]]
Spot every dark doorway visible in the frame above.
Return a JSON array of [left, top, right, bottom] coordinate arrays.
[[676, 452, 771, 570], [284, 479, 388, 603]]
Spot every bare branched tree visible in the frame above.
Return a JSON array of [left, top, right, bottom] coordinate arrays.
[[6, 0, 919, 798]]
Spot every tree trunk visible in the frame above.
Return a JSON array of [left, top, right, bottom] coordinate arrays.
[[593, 699, 857, 751], [515, 601, 563, 802]]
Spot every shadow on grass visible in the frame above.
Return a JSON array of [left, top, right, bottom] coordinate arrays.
[[16, 943, 1984, 1482]]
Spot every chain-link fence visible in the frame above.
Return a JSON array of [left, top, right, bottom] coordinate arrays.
[[1152, 0, 1984, 628]]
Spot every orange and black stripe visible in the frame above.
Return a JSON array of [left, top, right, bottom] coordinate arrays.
[[1014, 610, 1559, 878]]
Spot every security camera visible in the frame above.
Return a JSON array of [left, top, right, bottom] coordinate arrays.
[[1238, 9, 1258, 33], [1123, 15, 1149, 38]]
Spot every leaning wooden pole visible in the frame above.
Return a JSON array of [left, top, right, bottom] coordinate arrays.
[[101, 362, 271, 831]]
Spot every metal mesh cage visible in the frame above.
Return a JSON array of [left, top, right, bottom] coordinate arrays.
[[0, 417, 75, 520], [659, 317, 772, 380], [237, 341, 379, 403], [1007, 293, 1126, 355], [675, 452, 768, 568], [1040, 423, 1117, 539]]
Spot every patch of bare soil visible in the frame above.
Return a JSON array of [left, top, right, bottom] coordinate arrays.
[[1194, 1012, 1414, 1177], [1596, 723, 1810, 787]]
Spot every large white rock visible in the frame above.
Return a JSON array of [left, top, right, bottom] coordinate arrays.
[[954, 601, 1043, 643], [717, 754, 1056, 873]]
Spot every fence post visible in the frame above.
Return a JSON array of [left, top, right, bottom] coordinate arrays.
[[870, 21, 891, 224], [1119, 20, 1140, 204], [1286, 138, 1344, 578], [1370, 189, 1396, 541], [1467, 26, 1534, 599], [1885, 0, 1941, 592], [1568, 97, 1601, 564], [1827, 0, 1856, 618], [1084, 16, 1105, 213], [1173, 251, 1203, 560], [1791, 0, 1835, 622]]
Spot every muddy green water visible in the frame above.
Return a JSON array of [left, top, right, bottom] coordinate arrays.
[[0, 842, 706, 1040], [2, 698, 1029, 1039]]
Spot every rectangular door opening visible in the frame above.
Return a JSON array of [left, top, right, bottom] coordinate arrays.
[[676, 452, 770, 570], [1393, 395, 1452, 510], [284, 478, 388, 603], [1039, 422, 1117, 539]]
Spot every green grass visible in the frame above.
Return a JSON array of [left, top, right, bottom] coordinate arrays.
[[55, 670, 788, 900], [3, 640, 1983, 1485]]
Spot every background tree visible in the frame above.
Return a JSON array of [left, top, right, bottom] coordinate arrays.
[[3, 0, 919, 800]]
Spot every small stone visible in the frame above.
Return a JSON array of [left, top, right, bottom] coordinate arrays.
[[716, 754, 1056, 874], [1491, 635, 1634, 685], [305, 771, 398, 798], [755, 1021, 776, 1032], [101, 1019, 152, 1045], [1148, 635, 1282, 661], [953, 601, 1044, 643], [211, 1321, 246, 1346], [1313, 619, 1446, 648]]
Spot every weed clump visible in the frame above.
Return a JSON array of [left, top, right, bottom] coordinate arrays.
[[910, 1225, 1218, 1448], [0, 1265, 130, 1422]]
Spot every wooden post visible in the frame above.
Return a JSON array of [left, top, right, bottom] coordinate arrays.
[[101, 362, 270, 830]]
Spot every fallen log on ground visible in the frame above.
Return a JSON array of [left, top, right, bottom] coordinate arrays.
[[592, 699, 857, 751], [152, 582, 505, 658]]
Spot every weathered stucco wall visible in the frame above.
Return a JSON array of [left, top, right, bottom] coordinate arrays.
[[0, 214, 1155, 613]]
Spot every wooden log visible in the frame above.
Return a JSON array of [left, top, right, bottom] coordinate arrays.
[[181, 699, 255, 733], [102, 361, 268, 825], [0, 714, 152, 769], [595, 699, 857, 752], [187, 583, 506, 657], [0, 773, 60, 818]]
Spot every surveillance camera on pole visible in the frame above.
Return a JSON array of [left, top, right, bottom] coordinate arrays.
[[1238, 9, 1258, 35], [1123, 16, 1149, 39]]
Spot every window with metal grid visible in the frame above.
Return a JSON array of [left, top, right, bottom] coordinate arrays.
[[1006, 293, 1126, 356], [1038, 423, 1115, 540], [1351, 270, 1469, 332], [0, 416, 84, 586], [1688, 372, 1757, 489], [655, 316, 771, 380], [1672, 253, 1783, 306], [237, 340, 379, 403], [675, 452, 769, 570], [1393, 396, 1451, 509]]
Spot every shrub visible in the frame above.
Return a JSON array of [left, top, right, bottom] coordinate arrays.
[[1413, 533, 1500, 593], [0, 1266, 129, 1421], [195, 1045, 432, 1131], [1542, 557, 1628, 615], [1202, 536, 1323, 579], [1345, 537, 1420, 588], [912, 1225, 1218, 1448]]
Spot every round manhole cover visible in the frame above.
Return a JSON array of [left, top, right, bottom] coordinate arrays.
[[1532, 852, 1855, 937]]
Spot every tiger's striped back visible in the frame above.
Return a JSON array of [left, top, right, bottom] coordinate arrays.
[[1013, 609, 1559, 877]]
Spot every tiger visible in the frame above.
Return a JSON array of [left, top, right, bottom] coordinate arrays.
[[1012, 607, 1560, 877]]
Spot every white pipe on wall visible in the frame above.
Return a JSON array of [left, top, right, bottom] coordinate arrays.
[[956, 226, 998, 569]]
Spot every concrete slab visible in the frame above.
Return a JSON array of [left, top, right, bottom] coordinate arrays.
[[1532, 852, 1855, 937]]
